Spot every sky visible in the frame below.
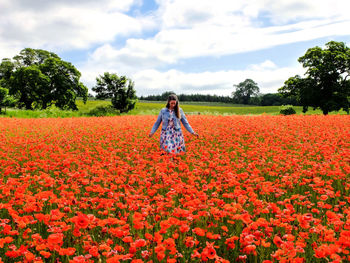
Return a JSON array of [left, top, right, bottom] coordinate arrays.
[[0, 0, 349, 97]]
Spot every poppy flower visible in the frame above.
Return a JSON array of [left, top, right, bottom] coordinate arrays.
[[73, 213, 90, 229], [273, 236, 283, 248], [1, 115, 349, 262]]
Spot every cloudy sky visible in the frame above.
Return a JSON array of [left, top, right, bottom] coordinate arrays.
[[0, 0, 349, 96]]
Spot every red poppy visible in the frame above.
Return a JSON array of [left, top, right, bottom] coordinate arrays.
[[273, 236, 283, 248], [1, 115, 349, 262], [73, 213, 90, 229]]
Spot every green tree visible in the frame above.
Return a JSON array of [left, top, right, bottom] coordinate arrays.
[[39, 56, 88, 110], [0, 58, 15, 89], [140, 93, 233, 103], [160, 91, 176, 101], [261, 93, 282, 106], [279, 41, 350, 115], [92, 72, 137, 113], [10, 66, 50, 109], [232, 79, 260, 104], [0, 48, 88, 110], [0, 86, 16, 113]]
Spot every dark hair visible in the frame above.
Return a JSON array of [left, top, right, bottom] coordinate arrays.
[[166, 94, 181, 119]]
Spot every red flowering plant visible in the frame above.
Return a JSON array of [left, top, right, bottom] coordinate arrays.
[[0, 115, 349, 262]]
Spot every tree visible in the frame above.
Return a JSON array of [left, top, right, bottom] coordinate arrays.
[[260, 93, 299, 106], [140, 93, 233, 103], [232, 79, 260, 104], [0, 86, 16, 113], [0, 48, 88, 110], [92, 72, 137, 113], [10, 66, 50, 110], [0, 58, 15, 89], [279, 41, 350, 115], [160, 91, 176, 101]]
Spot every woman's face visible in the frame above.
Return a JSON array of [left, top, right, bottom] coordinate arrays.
[[169, 100, 177, 109]]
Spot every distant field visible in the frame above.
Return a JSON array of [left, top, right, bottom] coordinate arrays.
[[1, 99, 348, 118], [129, 101, 346, 116]]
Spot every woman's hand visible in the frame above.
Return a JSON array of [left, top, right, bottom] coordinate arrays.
[[149, 133, 153, 138], [192, 132, 199, 138]]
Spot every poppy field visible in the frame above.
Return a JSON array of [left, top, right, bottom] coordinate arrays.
[[0, 115, 349, 263]]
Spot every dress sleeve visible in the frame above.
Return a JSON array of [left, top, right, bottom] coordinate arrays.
[[180, 108, 194, 134], [150, 109, 163, 134]]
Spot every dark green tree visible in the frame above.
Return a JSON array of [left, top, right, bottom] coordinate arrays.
[[0, 86, 16, 113], [160, 91, 176, 100], [0, 48, 88, 110], [10, 66, 50, 109], [0, 58, 15, 89], [279, 41, 350, 115], [93, 72, 137, 113], [140, 93, 233, 103], [261, 93, 283, 106], [232, 79, 260, 104], [39, 56, 88, 110]]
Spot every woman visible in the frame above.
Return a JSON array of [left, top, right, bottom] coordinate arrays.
[[149, 94, 198, 154]]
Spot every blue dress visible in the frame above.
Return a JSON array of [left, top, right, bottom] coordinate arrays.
[[159, 110, 186, 154]]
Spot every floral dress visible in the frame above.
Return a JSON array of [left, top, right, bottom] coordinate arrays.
[[160, 110, 186, 154]]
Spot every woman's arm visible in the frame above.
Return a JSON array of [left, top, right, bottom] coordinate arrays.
[[149, 110, 163, 136], [180, 108, 195, 134]]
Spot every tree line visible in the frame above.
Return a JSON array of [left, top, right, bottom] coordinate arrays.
[[139, 92, 232, 103], [1, 41, 349, 115], [139, 90, 298, 106]]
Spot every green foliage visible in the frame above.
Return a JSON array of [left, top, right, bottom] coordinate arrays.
[[279, 41, 350, 115], [260, 93, 298, 106], [3, 107, 83, 118], [261, 93, 283, 106], [87, 105, 120, 117], [141, 92, 298, 106], [0, 48, 88, 110], [93, 72, 137, 113], [10, 65, 50, 109], [140, 91, 233, 104], [0, 58, 14, 89], [279, 105, 296, 115], [0, 86, 16, 113], [232, 79, 260, 104]]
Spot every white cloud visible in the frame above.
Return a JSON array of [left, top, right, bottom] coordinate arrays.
[[157, 0, 248, 29], [78, 43, 165, 88], [261, 0, 350, 24], [0, 0, 156, 58], [156, 0, 350, 28], [80, 17, 350, 72], [73, 0, 350, 78], [80, 54, 304, 96], [2, 0, 136, 13], [1, 0, 349, 98], [248, 60, 277, 71], [130, 60, 305, 96], [2, 0, 349, 62], [147, 0, 350, 62]]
